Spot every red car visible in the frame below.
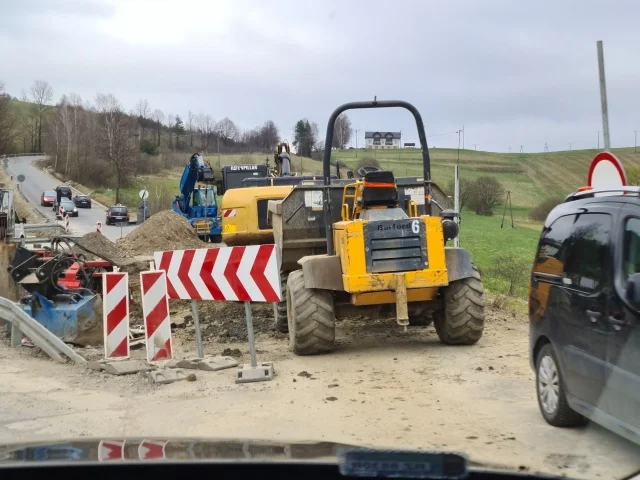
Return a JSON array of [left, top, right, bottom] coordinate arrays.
[[41, 190, 56, 206]]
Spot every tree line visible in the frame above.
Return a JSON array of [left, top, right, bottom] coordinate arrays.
[[0, 79, 355, 202]]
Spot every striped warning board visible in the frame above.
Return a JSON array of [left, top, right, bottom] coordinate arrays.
[[153, 245, 281, 303], [102, 273, 130, 359], [140, 270, 172, 362], [222, 209, 236, 217], [138, 439, 168, 460], [98, 439, 125, 461]]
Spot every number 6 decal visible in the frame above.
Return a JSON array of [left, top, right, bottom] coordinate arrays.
[[411, 220, 420, 234]]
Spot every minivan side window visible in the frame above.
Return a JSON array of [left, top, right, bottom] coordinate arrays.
[[535, 215, 575, 267], [623, 218, 640, 279], [564, 213, 611, 292]]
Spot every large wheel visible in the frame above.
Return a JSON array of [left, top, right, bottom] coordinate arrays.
[[275, 270, 290, 333], [536, 343, 587, 427], [286, 270, 335, 355], [434, 267, 485, 345]]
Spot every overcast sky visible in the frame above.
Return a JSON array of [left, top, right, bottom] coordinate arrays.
[[1, 0, 639, 152]]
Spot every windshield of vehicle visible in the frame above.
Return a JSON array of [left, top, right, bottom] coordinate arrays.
[[44, 191, 55, 197], [2, 4, 640, 480]]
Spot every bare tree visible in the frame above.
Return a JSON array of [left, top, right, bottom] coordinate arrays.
[[152, 109, 164, 146], [215, 117, 238, 145], [187, 111, 195, 148], [259, 120, 279, 150], [166, 112, 175, 149], [95, 93, 135, 203], [135, 98, 150, 140], [333, 113, 352, 149], [0, 81, 19, 153], [197, 114, 214, 151], [58, 95, 73, 175], [29, 80, 54, 152]]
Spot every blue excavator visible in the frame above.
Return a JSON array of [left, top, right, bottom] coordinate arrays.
[[172, 153, 222, 243]]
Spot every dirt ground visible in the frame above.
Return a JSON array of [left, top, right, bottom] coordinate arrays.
[[2, 304, 639, 479]]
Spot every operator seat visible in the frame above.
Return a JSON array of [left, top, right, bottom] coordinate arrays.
[[360, 171, 408, 221]]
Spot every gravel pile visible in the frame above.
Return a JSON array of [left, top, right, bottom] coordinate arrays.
[[116, 210, 207, 256]]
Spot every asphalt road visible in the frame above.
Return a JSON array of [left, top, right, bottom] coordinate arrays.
[[5, 156, 138, 241]]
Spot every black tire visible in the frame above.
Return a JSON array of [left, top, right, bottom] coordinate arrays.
[[287, 270, 335, 355], [535, 343, 587, 427], [275, 270, 290, 333], [434, 267, 485, 345]]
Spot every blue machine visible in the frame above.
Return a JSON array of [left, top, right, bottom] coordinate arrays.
[[172, 153, 222, 242], [22, 290, 102, 345]]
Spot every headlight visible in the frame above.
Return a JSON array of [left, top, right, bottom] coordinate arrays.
[[74, 208, 77, 212]]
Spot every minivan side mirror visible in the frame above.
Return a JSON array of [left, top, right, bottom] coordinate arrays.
[[626, 273, 640, 305]]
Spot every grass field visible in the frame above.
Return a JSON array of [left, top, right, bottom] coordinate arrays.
[[332, 147, 640, 208]]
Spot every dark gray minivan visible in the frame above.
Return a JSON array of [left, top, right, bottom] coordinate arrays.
[[529, 187, 640, 445]]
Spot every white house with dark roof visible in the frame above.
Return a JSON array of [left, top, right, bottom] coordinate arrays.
[[364, 131, 401, 149]]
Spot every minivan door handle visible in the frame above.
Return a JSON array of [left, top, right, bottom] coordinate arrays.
[[586, 310, 602, 322], [608, 314, 625, 331]]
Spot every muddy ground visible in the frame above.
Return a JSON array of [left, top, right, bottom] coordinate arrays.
[[2, 304, 639, 480]]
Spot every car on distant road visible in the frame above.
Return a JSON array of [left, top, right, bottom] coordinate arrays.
[[530, 188, 640, 446], [40, 190, 56, 206], [105, 204, 129, 225], [57, 199, 78, 218], [55, 185, 72, 201], [73, 194, 92, 208]]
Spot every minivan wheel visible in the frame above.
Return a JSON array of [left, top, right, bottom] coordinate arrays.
[[536, 344, 587, 427]]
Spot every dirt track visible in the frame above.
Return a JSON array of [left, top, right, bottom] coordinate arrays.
[[2, 305, 639, 479]]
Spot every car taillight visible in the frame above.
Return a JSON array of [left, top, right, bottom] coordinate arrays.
[[126, 212, 130, 218]]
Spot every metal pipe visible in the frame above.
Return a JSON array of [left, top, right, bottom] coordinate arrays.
[[597, 41, 611, 152]]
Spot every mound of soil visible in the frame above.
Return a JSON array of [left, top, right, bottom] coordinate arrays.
[[198, 301, 282, 342], [75, 232, 123, 261], [116, 210, 207, 256]]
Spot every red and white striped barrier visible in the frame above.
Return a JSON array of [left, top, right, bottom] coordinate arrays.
[[96, 221, 102, 233], [65, 213, 70, 233], [102, 272, 130, 359], [153, 245, 281, 303], [140, 270, 172, 362], [138, 439, 168, 460], [222, 209, 236, 217], [58, 205, 63, 217], [98, 440, 125, 461]]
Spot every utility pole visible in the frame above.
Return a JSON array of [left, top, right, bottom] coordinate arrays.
[[569, 142, 573, 151], [474, 144, 478, 151], [456, 130, 461, 163], [597, 40, 611, 152], [355, 129, 359, 157]]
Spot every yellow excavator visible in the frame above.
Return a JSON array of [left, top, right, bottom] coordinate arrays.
[[220, 141, 332, 246]]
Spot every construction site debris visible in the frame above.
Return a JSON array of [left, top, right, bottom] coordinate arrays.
[[88, 359, 154, 375], [75, 232, 123, 261], [146, 368, 191, 384], [198, 301, 280, 342], [116, 210, 207, 256]]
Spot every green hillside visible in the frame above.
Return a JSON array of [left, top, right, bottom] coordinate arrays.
[[332, 147, 640, 208]]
